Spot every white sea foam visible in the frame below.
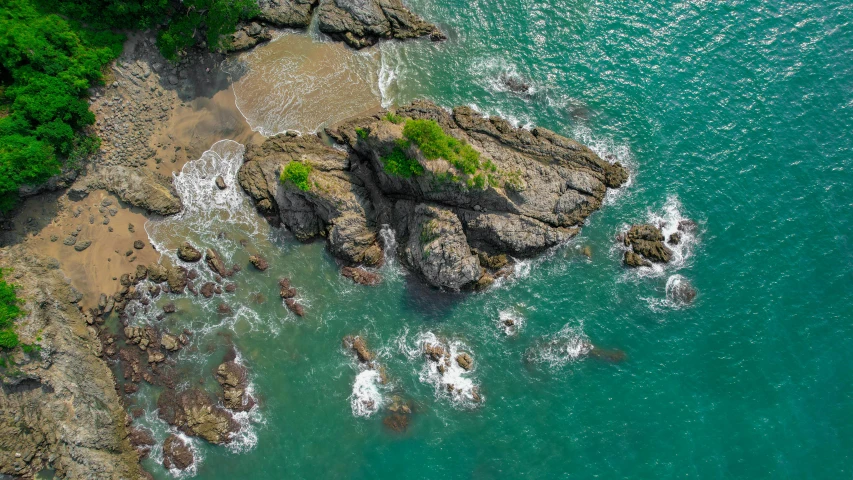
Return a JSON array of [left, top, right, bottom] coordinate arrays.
[[526, 322, 592, 368], [349, 369, 387, 417], [571, 124, 636, 205], [497, 306, 526, 336], [399, 331, 482, 407], [620, 195, 699, 279]]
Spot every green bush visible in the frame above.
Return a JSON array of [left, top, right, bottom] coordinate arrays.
[[0, 270, 23, 350], [380, 140, 424, 178], [280, 161, 312, 192], [403, 119, 481, 175], [355, 127, 369, 139]]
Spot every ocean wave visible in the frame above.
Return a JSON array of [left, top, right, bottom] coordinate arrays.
[[497, 305, 526, 336], [525, 322, 592, 368], [349, 369, 387, 417], [619, 195, 699, 279], [398, 331, 482, 407]]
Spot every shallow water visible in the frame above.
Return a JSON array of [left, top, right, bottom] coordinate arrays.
[[132, 0, 852, 477]]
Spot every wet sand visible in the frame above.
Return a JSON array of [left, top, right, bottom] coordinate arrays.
[[230, 32, 383, 134]]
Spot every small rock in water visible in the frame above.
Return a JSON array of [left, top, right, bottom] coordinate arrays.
[[668, 232, 681, 245], [581, 245, 592, 258], [456, 353, 474, 371], [341, 266, 381, 286], [215, 176, 227, 190], [163, 303, 176, 314], [285, 298, 304, 316], [249, 255, 269, 271], [217, 303, 233, 315]]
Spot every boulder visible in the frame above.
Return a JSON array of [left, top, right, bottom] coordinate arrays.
[[148, 263, 168, 283], [200, 282, 216, 298], [341, 266, 381, 286], [177, 242, 202, 262], [285, 298, 304, 316], [624, 224, 672, 263], [166, 266, 188, 293], [205, 248, 230, 277], [215, 361, 253, 411], [456, 353, 473, 371], [343, 335, 373, 362], [84, 166, 182, 215], [161, 333, 182, 351], [162, 435, 194, 471], [249, 255, 269, 271]]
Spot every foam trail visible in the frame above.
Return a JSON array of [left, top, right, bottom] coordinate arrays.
[[526, 322, 592, 368], [350, 369, 386, 417]]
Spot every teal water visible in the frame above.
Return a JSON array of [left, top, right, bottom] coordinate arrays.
[[133, 0, 853, 478]]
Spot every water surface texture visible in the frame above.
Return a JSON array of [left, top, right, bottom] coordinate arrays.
[[138, 0, 852, 477]]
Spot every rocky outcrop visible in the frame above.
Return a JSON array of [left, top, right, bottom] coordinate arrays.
[[341, 266, 381, 286], [162, 434, 194, 471], [249, 254, 269, 271], [80, 166, 183, 215], [0, 248, 144, 478], [157, 389, 239, 444], [205, 248, 231, 277], [225, 22, 273, 52], [257, 0, 319, 27], [239, 101, 627, 291], [621, 224, 672, 267], [342, 335, 374, 363], [215, 362, 254, 411], [316, 0, 445, 49]]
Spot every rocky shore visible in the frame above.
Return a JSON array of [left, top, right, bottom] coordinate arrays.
[[257, 0, 445, 48], [238, 100, 628, 290], [0, 247, 144, 478]]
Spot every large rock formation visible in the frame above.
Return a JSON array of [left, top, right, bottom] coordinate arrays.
[[257, 0, 319, 27], [316, 0, 445, 48], [0, 248, 144, 478], [255, 0, 443, 48], [157, 389, 239, 444], [73, 166, 183, 215], [239, 100, 628, 291]]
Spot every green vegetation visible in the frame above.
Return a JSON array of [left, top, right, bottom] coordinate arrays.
[[280, 161, 312, 192], [0, 0, 124, 210], [37, 0, 259, 61], [0, 0, 258, 210], [384, 111, 404, 124], [380, 139, 424, 178], [355, 127, 369, 140], [403, 119, 482, 174], [0, 270, 23, 350], [153, 0, 259, 61]]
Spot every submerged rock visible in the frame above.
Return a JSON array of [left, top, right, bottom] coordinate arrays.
[[162, 434, 194, 471], [239, 101, 627, 291], [343, 335, 374, 362]]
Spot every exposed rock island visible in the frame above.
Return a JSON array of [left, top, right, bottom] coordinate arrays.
[[238, 100, 628, 290]]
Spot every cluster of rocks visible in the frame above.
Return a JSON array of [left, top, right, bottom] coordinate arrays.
[[342, 335, 419, 431], [279, 278, 305, 316], [256, 0, 445, 49], [215, 360, 255, 411], [620, 224, 675, 268], [238, 100, 628, 291], [421, 337, 481, 403]]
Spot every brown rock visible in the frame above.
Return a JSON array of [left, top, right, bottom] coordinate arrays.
[[177, 242, 202, 262], [341, 266, 381, 286], [249, 255, 269, 271], [162, 434, 194, 471], [285, 298, 304, 316], [456, 353, 474, 371]]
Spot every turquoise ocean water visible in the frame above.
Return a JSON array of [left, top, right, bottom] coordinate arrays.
[[132, 0, 852, 477]]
